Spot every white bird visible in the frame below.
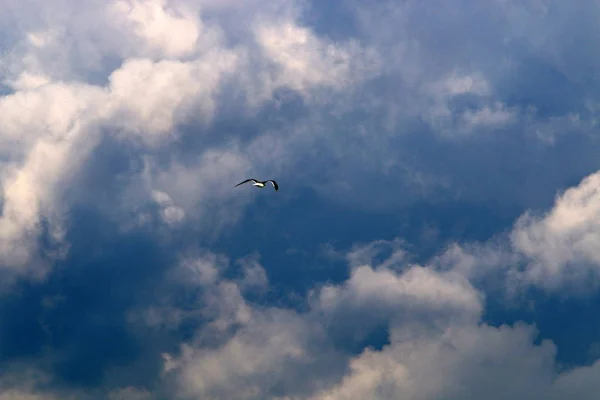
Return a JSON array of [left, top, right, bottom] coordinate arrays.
[[234, 178, 279, 191]]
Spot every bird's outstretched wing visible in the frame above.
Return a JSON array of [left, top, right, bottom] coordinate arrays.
[[267, 180, 279, 191], [234, 179, 257, 187]]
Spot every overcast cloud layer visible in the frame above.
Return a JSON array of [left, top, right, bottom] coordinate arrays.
[[2, 0, 600, 399]]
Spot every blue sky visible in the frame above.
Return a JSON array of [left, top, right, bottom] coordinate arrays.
[[2, 0, 600, 398]]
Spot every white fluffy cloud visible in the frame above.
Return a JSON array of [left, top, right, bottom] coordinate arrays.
[[110, 0, 203, 59], [0, 52, 239, 277], [422, 72, 518, 136], [315, 264, 482, 326], [5, 238, 600, 399], [511, 170, 600, 285], [156, 249, 483, 399], [0, 0, 376, 279], [2, 0, 598, 282], [124, 244, 600, 400], [430, 168, 600, 295], [129, 164, 600, 400], [307, 323, 560, 400]]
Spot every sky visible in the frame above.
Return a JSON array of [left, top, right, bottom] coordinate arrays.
[[3, 0, 600, 398]]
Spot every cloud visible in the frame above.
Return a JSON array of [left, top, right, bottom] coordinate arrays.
[[422, 72, 518, 136], [129, 243, 599, 400], [151, 190, 185, 225], [307, 323, 559, 400], [511, 170, 600, 278], [0, 367, 154, 400], [0, 368, 75, 400], [0, 0, 377, 281], [283, 0, 600, 212], [107, 54, 239, 142], [0, 54, 238, 278], [429, 168, 600, 296], [110, 0, 203, 59], [253, 20, 379, 100], [315, 264, 482, 326], [0, 82, 108, 280], [154, 248, 483, 399], [4, 0, 600, 399], [107, 386, 154, 400], [135, 161, 600, 399]]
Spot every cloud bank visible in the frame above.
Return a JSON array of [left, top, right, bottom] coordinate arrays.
[[2, 0, 600, 399]]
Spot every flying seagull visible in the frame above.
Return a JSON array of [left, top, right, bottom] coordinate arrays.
[[234, 179, 279, 191]]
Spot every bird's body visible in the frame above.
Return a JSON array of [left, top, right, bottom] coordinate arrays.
[[234, 178, 279, 191]]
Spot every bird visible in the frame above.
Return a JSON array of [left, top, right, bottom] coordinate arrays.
[[234, 178, 279, 191]]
